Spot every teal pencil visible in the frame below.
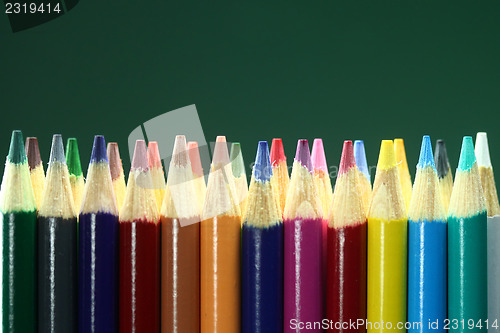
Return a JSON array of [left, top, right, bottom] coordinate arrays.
[[448, 136, 487, 333]]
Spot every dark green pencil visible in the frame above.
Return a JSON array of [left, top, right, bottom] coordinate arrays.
[[0, 130, 37, 332]]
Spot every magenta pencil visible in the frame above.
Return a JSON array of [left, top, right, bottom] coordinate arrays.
[[284, 139, 324, 333]]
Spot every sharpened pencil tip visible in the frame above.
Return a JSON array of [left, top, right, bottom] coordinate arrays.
[[8, 130, 26, 164], [434, 139, 451, 179], [49, 134, 66, 164], [339, 141, 355, 175], [311, 138, 328, 172], [172, 135, 189, 167], [377, 140, 396, 170], [107, 143, 123, 180], [295, 139, 312, 172], [147, 141, 162, 168], [25, 137, 42, 170], [354, 140, 370, 181], [90, 135, 107, 163], [254, 141, 272, 182], [65, 138, 82, 176], [394, 138, 409, 171], [187, 141, 204, 177], [212, 136, 230, 166], [230, 143, 246, 177], [475, 132, 491, 168], [131, 140, 149, 171], [417, 135, 435, 168], [458, 136, 476, 171], [270, 138, 286, 165]]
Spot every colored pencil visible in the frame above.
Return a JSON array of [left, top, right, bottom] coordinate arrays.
[[435, 140, 453, 213], [0, 130, 37, 332], [119, 140, 160, 333], [242, 141, 283, 333], [161, 135, 201, 333], [107, 142, 127, 212], [448, 136, 487, 333], [66, 137, 85, 213], [408, 136, 447, 333], [326, 140, 367, 333], [230, 142, 248, 217], [25, 136, 45, 209], [78, 135, 119, 333], [394, 138, 412, 211], [367, 140, 407, 333], [270, 138, 290, 215], [188, 141, 207, 213], [311, 138, 333, 219], [201, 136, 242, 333], [148, 141, 166, 212], [38, 134, 78, 333], [354, 140, 372, 213], [311, 138, 332, 301], [284, 139, 323, 333], [475, 132, 500, 330]]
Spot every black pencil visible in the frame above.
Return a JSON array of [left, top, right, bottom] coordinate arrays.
[[38, 134, 78, 333]]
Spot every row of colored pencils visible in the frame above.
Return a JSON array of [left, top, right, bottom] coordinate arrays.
[[1, 131, 499, 333]]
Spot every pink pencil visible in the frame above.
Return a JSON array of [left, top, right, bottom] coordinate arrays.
[[311, 138, 332, 306]]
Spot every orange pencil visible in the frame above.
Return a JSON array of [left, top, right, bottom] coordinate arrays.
[[201, 136, 242, 333]]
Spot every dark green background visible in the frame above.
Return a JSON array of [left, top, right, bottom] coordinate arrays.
[[1, 1, 499, 182]]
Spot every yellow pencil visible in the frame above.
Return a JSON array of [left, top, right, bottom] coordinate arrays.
[[367, 140, 407, 333]]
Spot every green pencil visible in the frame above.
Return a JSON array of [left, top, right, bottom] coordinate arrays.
[[448, 136, 488, 333], [66, 138, 84, 213], [0, 130, 37, 332]]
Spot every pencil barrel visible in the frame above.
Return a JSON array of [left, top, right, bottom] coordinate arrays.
[[488, 216, 500, 331], [408, 221, 447, 333], [201, 215, 241, 333], [119, 221, 160, 333], [1, 211, 37, 332], [242, 224, 284, 333], [284, 217, 323, 333], [448, 215, 488, 333], [161, 217, 200, 333], [326, 223, 367, 333], [78, 213, 119, 333], [367, 218, 407, 333], [37, 217, 78, 333]]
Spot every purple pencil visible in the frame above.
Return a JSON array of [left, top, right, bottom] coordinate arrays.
[[283, 139, 324, 333]]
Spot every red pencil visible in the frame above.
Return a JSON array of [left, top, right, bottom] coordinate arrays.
[[326, 141, 367, 333], [119, 140, 160, 333]]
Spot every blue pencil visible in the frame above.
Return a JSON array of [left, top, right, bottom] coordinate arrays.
[[79, 136, 119, 333], [408, 136, 447, 333], [242, 141, 283, 333]]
